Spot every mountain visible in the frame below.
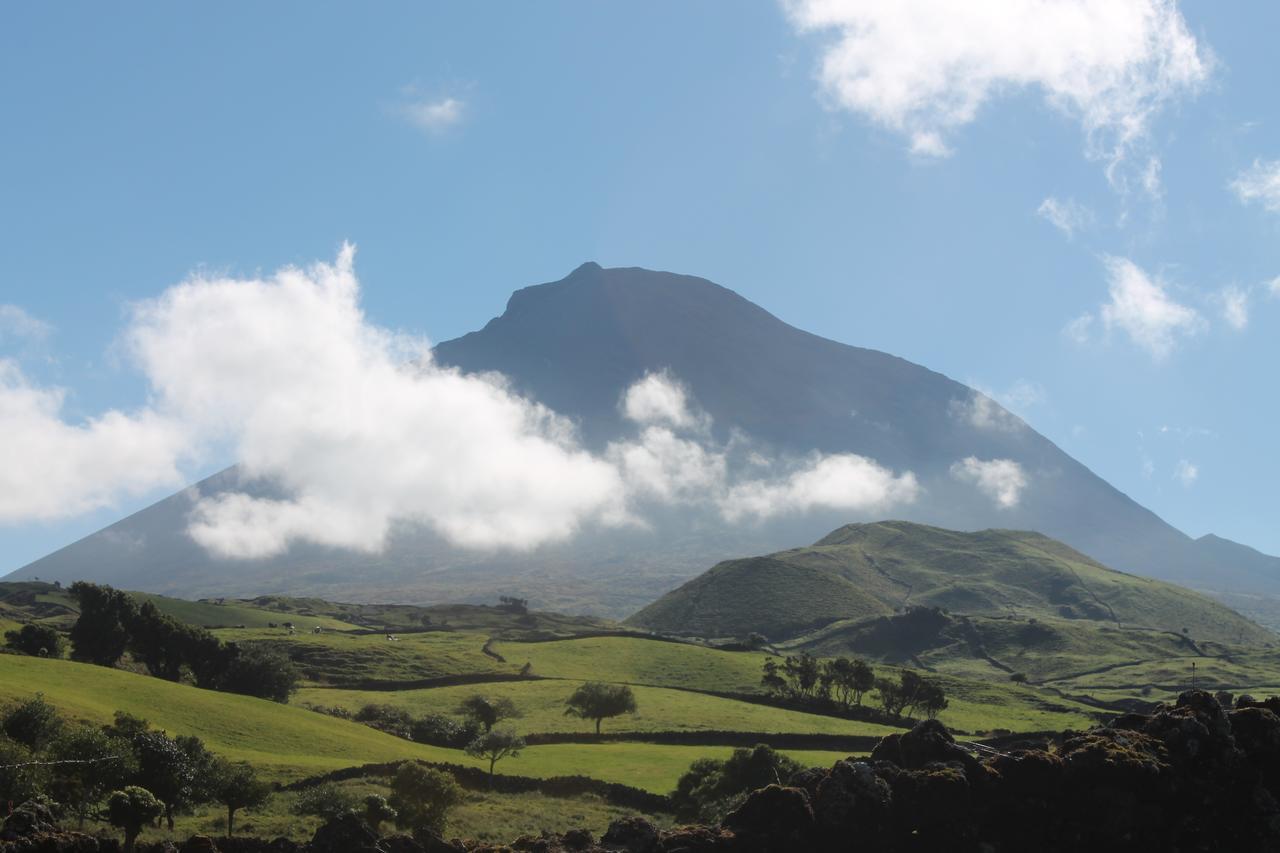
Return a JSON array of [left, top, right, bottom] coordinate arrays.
[[8, 262, 1280, 614], [625, 521, 1270, 647]]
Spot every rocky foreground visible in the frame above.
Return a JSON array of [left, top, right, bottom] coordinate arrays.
[[6, 691, 1280, 853]]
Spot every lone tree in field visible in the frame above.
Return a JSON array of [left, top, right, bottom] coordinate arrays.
[[464, 728, 525, 786], [389, 761, 464, 834], [209, 759, 272, 835], [106, 786, 164, 853], [564, 682, 637, 734], [457, 694, 519, 733]]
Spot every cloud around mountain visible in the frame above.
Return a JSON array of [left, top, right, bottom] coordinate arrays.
[[0, 250, 931, 557]]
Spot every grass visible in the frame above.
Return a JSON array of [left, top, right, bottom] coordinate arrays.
[[496, 636, 767, 693], [214, 628, 514, 686], [0, 655, 848, 793], [137, 593, 357, 631], [295, 680, 904, 738]]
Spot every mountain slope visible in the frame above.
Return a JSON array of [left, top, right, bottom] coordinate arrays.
[[9, 263, 1279, 612], [625, 521, 1270, 647]]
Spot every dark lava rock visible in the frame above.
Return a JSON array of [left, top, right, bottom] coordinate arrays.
[[722, 785, 813, 852], [601, 816, 660, 853]]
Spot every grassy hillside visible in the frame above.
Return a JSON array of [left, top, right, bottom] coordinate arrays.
[[296, 680, 905, 738], [627, 521, 1270, 647], [0, 654, 850, 792]]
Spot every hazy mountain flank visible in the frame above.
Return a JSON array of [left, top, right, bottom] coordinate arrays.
[[9, 263, 1280, 615]]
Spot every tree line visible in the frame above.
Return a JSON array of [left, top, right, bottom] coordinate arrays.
[[761, 653, 948, 720], [1, 582, 300, 703]]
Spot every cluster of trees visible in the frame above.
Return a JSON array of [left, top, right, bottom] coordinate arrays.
[[761, 654, 947, 720], [63, 582, 297, 702], [672, 744, 801, 823], [762, 654, 875, 707], [0, 698, 270, 851]]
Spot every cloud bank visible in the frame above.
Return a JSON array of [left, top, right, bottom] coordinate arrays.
[[0, 250, 922, 557], [782, 0, 1210, 173]]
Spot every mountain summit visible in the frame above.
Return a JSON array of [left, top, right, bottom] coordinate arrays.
[[9, 264, 1279, 614]]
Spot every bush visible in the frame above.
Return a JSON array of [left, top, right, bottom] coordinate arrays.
[[293, 782, 359, 821], [219, 644, 298, 702], [354, 703, 414, 739], [106, 786, 164, 853], [672, 744, 802, 823], [389, 762, 463, 836], [3, 624, 66, 658], [0, 736, 45, 805], [410, 713, 479, 748], [2, 695, 64, 749]]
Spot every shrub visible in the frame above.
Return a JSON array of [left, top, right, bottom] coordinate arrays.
[[389, 762, 463, 836], [219, 644, 298, 702], [106, 786, 164, 853], [293, 782, 358, 821], [2, 695, 64, 749], [3, 624, 65, 658]]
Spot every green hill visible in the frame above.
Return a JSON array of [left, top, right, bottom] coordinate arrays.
[[626, 521, 1270, 647]]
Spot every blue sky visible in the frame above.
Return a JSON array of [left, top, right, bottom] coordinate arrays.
[[2, 1, 1279, 571]]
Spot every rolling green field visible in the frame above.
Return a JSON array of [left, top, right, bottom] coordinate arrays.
[[214, 627, 514, 685], [296, 680, 904, 737]]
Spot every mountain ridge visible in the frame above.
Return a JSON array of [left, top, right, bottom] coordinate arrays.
[[7, 263, 1279, 613]]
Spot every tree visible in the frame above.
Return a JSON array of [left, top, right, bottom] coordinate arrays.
[[760, 659, 787, 695], [464, 728, 525, 785], [876, 677, 911, 718], [456, 694, 519, 733], [564, 682, 637, 734], [782, 654, 821, 698], [68, 582, 137, 667], [4, 624, 65, 658], [106, 786, 164, 853], [388, 761, 463, 835], [1009, 672, 1028, 684], [363, 794, 397, 835], [218, 644, 298, 702], [496, 596, 528, 615], [2, 695, 64, 749], [48, 725, 136, 828], [920, 681, 949, 719], [129, 730, 201, 831], [209, 759, 272, 836]]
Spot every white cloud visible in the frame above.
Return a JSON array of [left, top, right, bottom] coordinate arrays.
[[401, 96, 465, 134], [1097, 256, 1203, 359], [720, 454, 920, 522], [620, 371, 709, 432], [0, 360, 187, 522], [950, 457, 1028, 509], [1, 249, 921, 554], [1230, 159, 1280, 213], [1174, 459, 1198, 487], [783, 0, 1210, 176], [1219, 286, 1249, 330], [1270, 276, 1280, 297], [1037, 197, 1095, 238], [128, 246, 626, 555], [0, 305, 51, 343]]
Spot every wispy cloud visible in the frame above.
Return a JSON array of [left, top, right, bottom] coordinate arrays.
[[0, 305, 51, 344], [1037, 197, 1095, 239], [399, 95, 466, 134], [782, 0, 1211, 182], [1230, 159, 1280, 213], [1074, 256, 1204, 360], [1219, 286, 1250, 330], [1174, 459, 1198, 487]]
